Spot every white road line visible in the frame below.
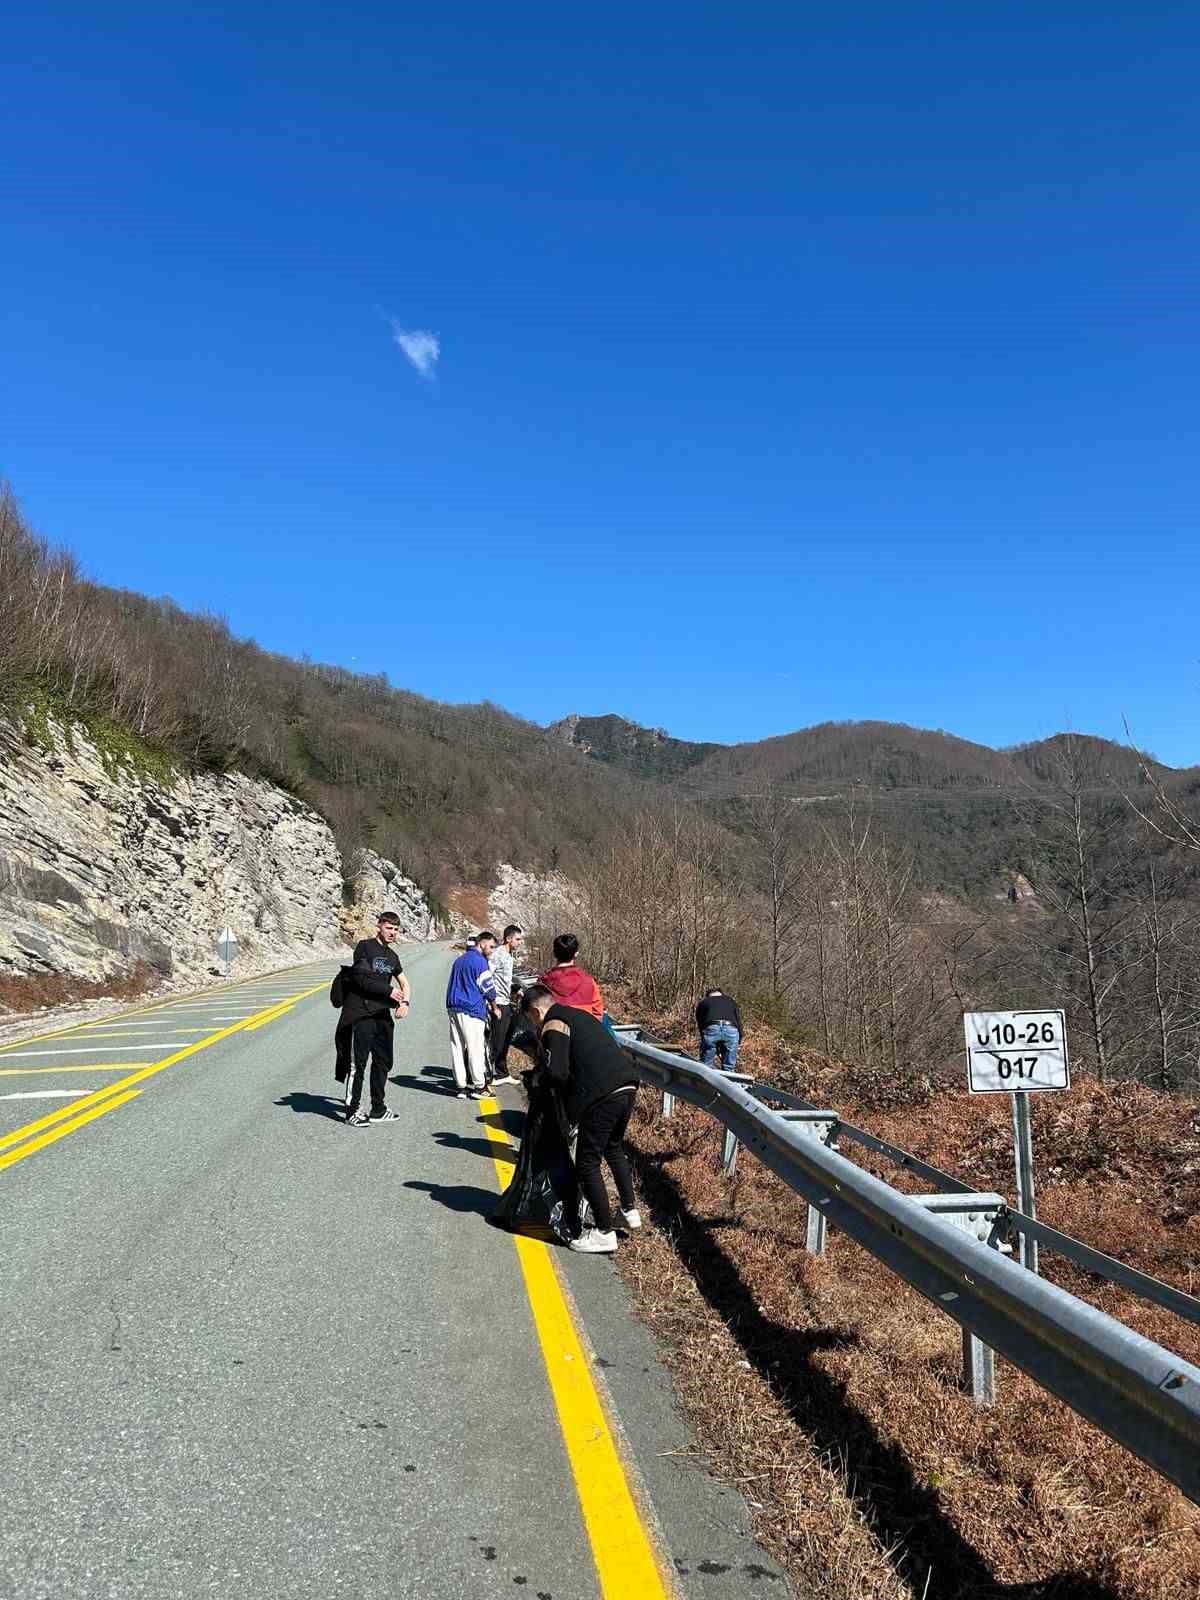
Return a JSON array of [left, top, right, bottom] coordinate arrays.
[[60, 1031, 201, 1040], [72, 1026, 208, 1033], [0, 1089, 95, 1100], [0, 1065, 142, 1076], [0, 1047, 164, 1057]]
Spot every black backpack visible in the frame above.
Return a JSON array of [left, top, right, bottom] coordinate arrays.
[[329, 967, 351, 1008]]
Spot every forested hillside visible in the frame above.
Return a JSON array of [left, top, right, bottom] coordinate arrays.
[[0, 489, 660, 899], [552, 709, 1179, 798]]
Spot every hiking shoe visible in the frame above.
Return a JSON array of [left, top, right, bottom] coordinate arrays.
[[491, 1073, 518, 1086], [468, 1089, 488, 1101], [346, 1109, 369, 1127], [568, 1228, 618, 1255], [455, 1090, 469, 1099], [618, 1208, 642, 1231], [369, 1107, 399, 1124]]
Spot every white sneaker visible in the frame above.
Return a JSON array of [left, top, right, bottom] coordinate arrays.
[[569, 1228, 618, 1254], [618, 1208, 642, 1231]]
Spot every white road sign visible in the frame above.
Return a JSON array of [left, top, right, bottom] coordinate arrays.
[[216, 927, 239, 965], [964, 1009, 1069, 1094]]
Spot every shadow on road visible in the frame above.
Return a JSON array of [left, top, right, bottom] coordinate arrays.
[[480, 1104, 526, 1139], [433, 1130, 515, 1165], [390, 1066, 460, 1098], [403, 1179, 498, 1217], [274, 1091, 345, 1122]]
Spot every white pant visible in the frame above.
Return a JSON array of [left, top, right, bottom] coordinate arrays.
[[448, 1010, 487, 1090]]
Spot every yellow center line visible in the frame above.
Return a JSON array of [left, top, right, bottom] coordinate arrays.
[[0, 1091, 142, 1171], [478, 1099, 672, 1600], [242, 1000, 297, 1033], [0, 983, 326, 1161], [0, 1064, 156, 1077]]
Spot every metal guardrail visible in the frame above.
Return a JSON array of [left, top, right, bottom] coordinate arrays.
[[614, 1026, 1200, 1508]]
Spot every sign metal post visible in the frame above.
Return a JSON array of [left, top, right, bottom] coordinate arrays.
[[963, 1008, 1069, 1277], [1011, 1091, 1038, 1274], [216, 926, 239, 979]]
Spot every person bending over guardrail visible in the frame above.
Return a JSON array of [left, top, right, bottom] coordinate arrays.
[[523, 983, 641, 1255], [696, 986, 743, 1070]]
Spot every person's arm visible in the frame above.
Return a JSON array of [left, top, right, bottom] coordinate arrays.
[[476, 963, 497, 1002], [541, 1016, 572, 1086], [733, 1001, 744, 1038]]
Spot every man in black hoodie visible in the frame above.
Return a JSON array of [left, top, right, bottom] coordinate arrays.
[[524, 983, 640, 1254], [339, 912, 411, 1126]]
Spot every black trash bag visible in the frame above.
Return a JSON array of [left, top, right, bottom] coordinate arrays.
[[491, 1074, 580, 1244], [505, 1011, 539, 1061]]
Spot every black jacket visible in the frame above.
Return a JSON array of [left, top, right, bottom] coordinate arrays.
[[541, 1003, 638, 1125], [338, 939, 403, 1029], [695, 992, 743, 1037]]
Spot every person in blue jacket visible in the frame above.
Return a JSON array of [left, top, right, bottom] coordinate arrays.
[[445, 931, 498, 1099]]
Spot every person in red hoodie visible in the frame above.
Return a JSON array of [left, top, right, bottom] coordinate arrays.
[[538, 932, 604, 1019]]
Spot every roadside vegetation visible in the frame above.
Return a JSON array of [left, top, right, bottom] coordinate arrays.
[[609, 993, 1200, 1600]]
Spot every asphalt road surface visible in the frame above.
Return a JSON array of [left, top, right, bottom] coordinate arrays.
[[0, 942, 790, 1599]]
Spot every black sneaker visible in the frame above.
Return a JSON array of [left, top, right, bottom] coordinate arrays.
[[347, 1109, 369, 1127], [369, 1107, 399, 1124]]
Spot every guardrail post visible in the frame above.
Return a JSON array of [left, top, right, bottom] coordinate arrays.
[[778, 1111, 839, 1255], [721, 1126, 739, 1175], [912, 1193, 1010, 1408], [961, 1328, 996, 1406], [662, 1089, 675, 1120]]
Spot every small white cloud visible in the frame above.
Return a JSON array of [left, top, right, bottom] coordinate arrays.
[[390, 322, 440, 378]]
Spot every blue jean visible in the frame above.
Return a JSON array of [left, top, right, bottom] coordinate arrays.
[[700, 1021, 739, 1069]]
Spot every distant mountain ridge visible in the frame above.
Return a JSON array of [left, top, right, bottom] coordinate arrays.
[[546, 713, 721, 782], [548, 712, 1177, 794]]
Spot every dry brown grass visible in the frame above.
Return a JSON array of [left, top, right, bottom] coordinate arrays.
[[0, 962, 158, 1017], [612, 995, 1200, 1600]]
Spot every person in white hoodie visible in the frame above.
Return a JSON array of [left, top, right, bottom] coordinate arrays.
[[487, 924, 523, 1085]]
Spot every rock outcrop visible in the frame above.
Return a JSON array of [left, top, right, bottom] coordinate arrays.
[[487, 863, 584, 937], [0, 715, 345, 984], [341, 850, 442, 944]]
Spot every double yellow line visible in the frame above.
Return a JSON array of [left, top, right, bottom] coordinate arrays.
[[0, 983, 324, 1174], [479, 1102, 674, 1600]]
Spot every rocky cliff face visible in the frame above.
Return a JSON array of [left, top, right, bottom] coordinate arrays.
[[341, 850, 443, 945], [0, 715, 347, 985], [487, 863, 584, 938]]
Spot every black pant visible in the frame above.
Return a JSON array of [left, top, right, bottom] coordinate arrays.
[[490, 1004, 514, 1074], [575, 1088, 637, 1234], [348, 1017, 394, 1116]]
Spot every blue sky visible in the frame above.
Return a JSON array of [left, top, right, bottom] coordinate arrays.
[[4, 4, 1199, 761]]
